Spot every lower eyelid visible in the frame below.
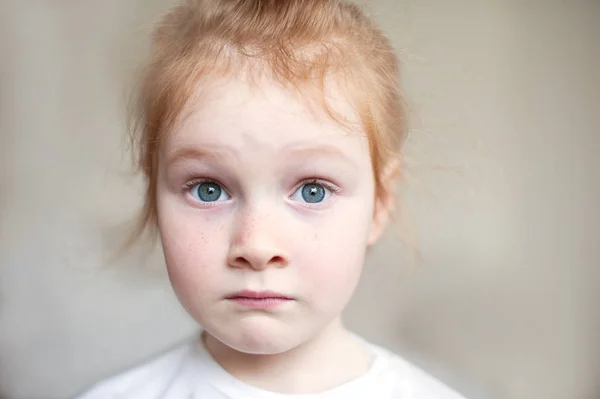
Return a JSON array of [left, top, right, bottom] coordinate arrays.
[[183, 180, 232, 203], [288, 184, 337, 206], [181, 179, 340, 203]]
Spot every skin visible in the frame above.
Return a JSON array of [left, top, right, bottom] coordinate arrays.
[[155, 74, 393, 393]]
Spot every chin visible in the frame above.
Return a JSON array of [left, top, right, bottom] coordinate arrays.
[[207, 317, 309, 355], [228, 337, 294, 355]]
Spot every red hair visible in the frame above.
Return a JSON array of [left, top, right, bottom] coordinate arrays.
[[129, 0, 406, 241]]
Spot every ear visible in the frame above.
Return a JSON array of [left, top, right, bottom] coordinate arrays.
[[368, 158, 400, 246]]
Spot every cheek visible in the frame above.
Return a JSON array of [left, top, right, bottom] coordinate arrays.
[[157, 201, 228, 299], [297, 206, 371, 299], [306, 243, 365, 290]]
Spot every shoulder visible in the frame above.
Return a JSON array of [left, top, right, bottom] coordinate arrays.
[[74, 339, 194, 399], [366, 341, 467, 399]]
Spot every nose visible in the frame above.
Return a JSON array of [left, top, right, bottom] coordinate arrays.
[[227, 209, 290, 271]]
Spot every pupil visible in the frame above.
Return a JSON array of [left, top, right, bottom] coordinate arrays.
[[302, 183, 325, 203], [198, 182, 221, 202]]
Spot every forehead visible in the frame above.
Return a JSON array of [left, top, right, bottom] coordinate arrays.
[[163, 75, 369, 159]]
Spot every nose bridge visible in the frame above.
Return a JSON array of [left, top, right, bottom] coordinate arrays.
[[235, 201, 275, 241], [228, 201, 288, 270]]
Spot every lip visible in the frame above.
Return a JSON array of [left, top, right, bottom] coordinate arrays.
[[225, 290, 294, 309], [227, 290, 293, 300]]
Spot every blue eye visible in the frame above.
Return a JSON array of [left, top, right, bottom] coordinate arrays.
[[190, 181, 230, 203], [291, 182, 331, 204]]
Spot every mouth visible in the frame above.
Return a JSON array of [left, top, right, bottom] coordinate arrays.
[[225, 290, 294, 309]]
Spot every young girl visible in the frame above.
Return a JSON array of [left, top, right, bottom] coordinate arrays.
[[79, 0, 466, 397]]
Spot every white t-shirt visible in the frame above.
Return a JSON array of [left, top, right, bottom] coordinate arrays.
[[76, 333, 466, 399]]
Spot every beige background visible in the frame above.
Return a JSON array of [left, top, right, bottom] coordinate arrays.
[[0, 1, 598, 398]]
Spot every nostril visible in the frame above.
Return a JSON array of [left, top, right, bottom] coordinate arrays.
[[228, 252, 290, 270], [234, 257, 251, 267], [270, 255, 288, 266]]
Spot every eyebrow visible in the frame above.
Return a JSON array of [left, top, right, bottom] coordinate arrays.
[[166, 145, 234, 166], [165, 143, 358, 170], [282, 144, 358, 170]]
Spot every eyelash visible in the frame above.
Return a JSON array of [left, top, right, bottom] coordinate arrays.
[[183, 178, 221, 191], [182, 178, 230, 206], [292, 178, 341, 209], [294, 178, 340, 195], [182, 177, 340, 203]]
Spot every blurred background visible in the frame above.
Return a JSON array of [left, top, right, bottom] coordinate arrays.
[[0, 0, 598, 398]]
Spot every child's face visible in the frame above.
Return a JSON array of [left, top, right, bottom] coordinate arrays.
[[156, 76, 386, 354]]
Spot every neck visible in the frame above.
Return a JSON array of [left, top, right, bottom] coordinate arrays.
[[202, 318, 373, 394]]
